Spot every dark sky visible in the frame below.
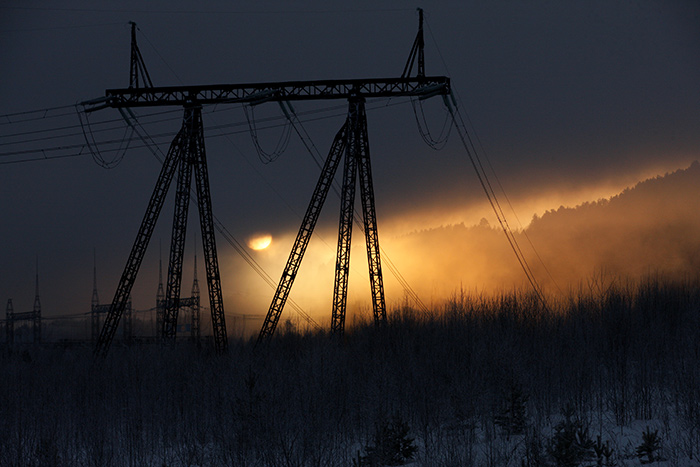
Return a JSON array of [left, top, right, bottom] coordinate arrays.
[[1, 1, 699, 328]]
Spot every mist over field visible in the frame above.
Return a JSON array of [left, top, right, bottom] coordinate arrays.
[[223, 161, 700, 326]]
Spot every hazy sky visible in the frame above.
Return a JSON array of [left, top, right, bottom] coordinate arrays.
[[1, 1, 699, 331]]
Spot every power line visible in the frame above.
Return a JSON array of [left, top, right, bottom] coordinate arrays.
[[446, 102, 549, 309], [457, 108, 565, 296], [1, 6, 413, 15], [0, 22, 124, 33], [0, 104, 77, 124], [0, 98, 387, 143], [423, 15, 555, 305], [0, 99, 411, 165], [1, 93, 551, 311], [0, 152, 86, 166]]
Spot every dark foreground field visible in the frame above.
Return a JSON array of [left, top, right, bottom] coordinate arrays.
[[1, 278, 699, 466]]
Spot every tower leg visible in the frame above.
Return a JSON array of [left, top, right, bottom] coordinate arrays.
[[33, 260, 41, 344], [257, 122, 348, 344], [94, 114, 186, 357], [163, 109, 196, 340], [354, 101, 387, 326], [156, 300, 164, 338], [331, 104, 361, 336], [33, 312, 41, 344], [190, 107, 228, 353]]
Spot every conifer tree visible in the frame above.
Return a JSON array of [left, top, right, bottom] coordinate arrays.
[[636, 427, 662, 464], [495, 383, 529, 435], [593, 435, 615, 467], [358, 414, 418, 466], [548, 404, 595, 467]]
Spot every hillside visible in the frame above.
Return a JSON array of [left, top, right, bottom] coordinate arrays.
[[390, 161, 700, 294]]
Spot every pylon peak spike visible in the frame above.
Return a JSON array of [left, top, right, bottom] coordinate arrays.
[[35, 255, 39, 294], [401, 8, 426, 78], [92, 248, 100, 307], [129, 21, 153, 89]]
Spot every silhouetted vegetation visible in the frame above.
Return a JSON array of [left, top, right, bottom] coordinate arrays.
[[1, 277, 699, 465], [355, 414, 417, 466], [636, 427, 663, 464], [547, 404, 595, 466]]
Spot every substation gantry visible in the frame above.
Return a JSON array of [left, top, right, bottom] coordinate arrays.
[[155, 250, 201, 342], [87, 10, 450, 356], [91, 249, 199, 344], [5, 260, 42, 346]]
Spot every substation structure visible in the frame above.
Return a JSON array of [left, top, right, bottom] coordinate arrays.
[[5, 266, 41, 346], [5, 300, 41, 346], [92, 250, 200, 344], [87, 12, 450, 356], [155, 252, 201, 342]]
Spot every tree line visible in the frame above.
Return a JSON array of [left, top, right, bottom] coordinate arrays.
[[0, 275, 698, 466]]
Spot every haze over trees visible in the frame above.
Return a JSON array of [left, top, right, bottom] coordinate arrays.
[[390, 161, 700, 297]]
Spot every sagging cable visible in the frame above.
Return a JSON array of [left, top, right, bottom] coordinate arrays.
[[410, 97, 452, 150], [76, 102, 133, 169], [447, 101, 550, 311], [244, 101, 292, 164]]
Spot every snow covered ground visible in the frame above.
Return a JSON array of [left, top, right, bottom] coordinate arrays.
[[2, 280, 699, 466]]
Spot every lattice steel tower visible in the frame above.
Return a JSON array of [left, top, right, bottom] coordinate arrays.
[[85, 11, 449, 354], [93, 23, 227, 357]]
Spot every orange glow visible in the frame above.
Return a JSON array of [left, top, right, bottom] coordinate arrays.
[[247, 233, 272, 250], [221, 162, 700, 336]]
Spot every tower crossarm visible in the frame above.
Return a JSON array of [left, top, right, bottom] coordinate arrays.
[[91, 77, 450, 109], [6, 311, 38, 321], [178, 297, 197, 308], [92, 304, 111, 314]]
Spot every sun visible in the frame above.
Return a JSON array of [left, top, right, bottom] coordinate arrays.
[[247, 233, 272, 251]]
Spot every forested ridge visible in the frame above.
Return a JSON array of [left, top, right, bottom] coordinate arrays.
[[392, 161, 700, 295]]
